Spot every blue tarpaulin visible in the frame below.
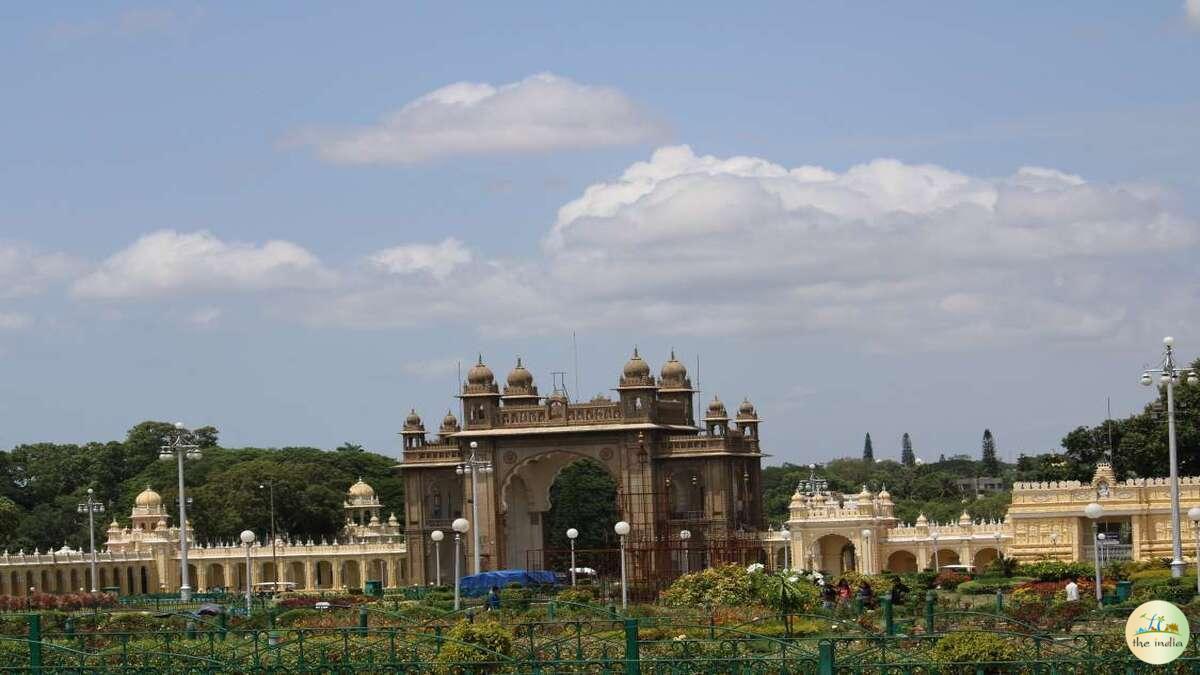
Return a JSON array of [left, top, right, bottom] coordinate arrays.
[[458, 569, 557, 596]]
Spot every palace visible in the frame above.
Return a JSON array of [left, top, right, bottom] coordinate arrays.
[[0, 480, 407, 596], [780, 462, 1200, 574], [399, 350, 770, 587]]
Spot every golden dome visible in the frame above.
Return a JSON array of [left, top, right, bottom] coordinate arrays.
[[660, 350, 687, 381], [622, 348, 651, 379], [706, 396, 727, 417], [405, 409, 422, 427], [441, 410, 459, 429], [737, 398, 756, 417], [135, 486, 162, 509], [348, 478, 375, 499], [506, 357, 534, 388], [466, 355, 495, 386]]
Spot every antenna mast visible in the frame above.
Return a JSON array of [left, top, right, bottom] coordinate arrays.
[[572, 331, 580, 402]]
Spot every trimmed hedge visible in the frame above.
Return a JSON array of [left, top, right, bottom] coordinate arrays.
[[956, 577, 1034, 595]]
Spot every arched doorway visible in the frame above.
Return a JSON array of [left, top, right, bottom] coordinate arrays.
[[288, 562, 305, 586], [502, 453, 619, 571], [315, 561, 333, 589], [933, 549, 960, 569], [813, 534, 855, 574], [208, 564, 226, 591], [886, 550, 918, 573], [973, 548, 999, 571], [343, 560, 361, 590]]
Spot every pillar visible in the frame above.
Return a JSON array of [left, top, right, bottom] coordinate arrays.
[[304, 559, 315, 591]]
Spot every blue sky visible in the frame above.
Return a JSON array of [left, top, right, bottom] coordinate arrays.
[[1, 2, 1198, 463]]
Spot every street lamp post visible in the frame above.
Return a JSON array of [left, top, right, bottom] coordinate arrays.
[[160, 422, 200, 601], [614, 521, 630, 611], [452, 518, 469, 610], [679, 529, 691, 575], [781, 525, 791, 572], [239, 530, 256, 614], [931, 531, 940, 572], [76, 488, 105, 593], [1141, 336, 1198, 578], [430, 530, 444, 587], [1190, 507, 1200, 596], [457, 441, 493, 575], [798, 464, 828, 495], [861, 529, 872, 574], [259, 481, 279, 591], [566, 528, 579, 587], [1085, 502, 1104, 601], [994, 531, 1003, 560]]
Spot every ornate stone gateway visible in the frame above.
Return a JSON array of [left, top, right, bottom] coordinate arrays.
[[398, 350, 769, 589]]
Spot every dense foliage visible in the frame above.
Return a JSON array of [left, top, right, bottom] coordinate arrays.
[[0, 421, 402, 552], [542, 459, 618, 551]]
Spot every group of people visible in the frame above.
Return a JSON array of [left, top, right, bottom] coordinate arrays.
[[817, 575, 910, 610]]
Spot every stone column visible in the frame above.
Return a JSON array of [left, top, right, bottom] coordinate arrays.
[[303, 559, 315, 590], [332, 559, 343, 590]]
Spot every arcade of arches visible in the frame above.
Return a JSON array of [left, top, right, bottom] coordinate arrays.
[[0, 481, 406, 595]]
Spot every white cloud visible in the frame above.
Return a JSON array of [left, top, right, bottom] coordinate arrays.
[[1186, 0, 1200, 28], [186, 306, 222, 327], [73, 230, 335, 300], [0, 312, 32, 331], [296, 73, 667, 164], [367, 239, 472, 279], [0, 243, 82, 299]]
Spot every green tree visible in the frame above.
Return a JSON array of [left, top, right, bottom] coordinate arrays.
[[862, 433, 874, 462], [901, 433, 915, 466], [543, 459, 618, 551], [981, 429, 999, 475], [335, 442, 364, 453]]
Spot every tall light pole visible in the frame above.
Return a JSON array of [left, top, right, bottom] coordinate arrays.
[[76, 488, 105, 593], [258, 481, 279, 591], [430, 530, 444, 587], [614, 521, 630, 611], [566, 528, 579, 586], [160, 422, 200, 601], [452, 518, 469, 610], [861, 529, 872, 574], [1141, 336, 1198, 578], [239, 529, 255, 613], [994, 531, 1003, 561], [457, 441, 492, 575], [1085, 502, 1104, 601], [1189, 507, 1200, 596], [930, 531, 940, 572], [679, 529, 691, 575], [781, 525, 791, 572], [798, 464, 827, 495]]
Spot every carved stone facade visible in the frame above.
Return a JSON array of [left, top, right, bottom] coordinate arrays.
[[398, 351, 768, 585], [0, 482, 406, 596], [782, 462, 1200, 574]]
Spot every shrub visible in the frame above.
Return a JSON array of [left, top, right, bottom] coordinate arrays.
[[1131, 576, 1197, 604], [956, 577, 1034, 595], [499, 586, 531, 611], [434, 619, 514, 673], [660, 564, 756, 607], [752, 573, 821, 613], [912, 571, 939, 590], [274, 608, 323, 627], [555, 587, 593, 605], [1016, 561, 1093, 582], [984, 556, 1021, 578], [933, 571, 969, 591], [929, 630, 1023, 664]]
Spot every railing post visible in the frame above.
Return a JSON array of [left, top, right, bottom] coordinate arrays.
[[218, 609, 228, 641], [623, 618, 640, 675], [994, 589, 1004, 613], [548, 599, 556, 620], [818, 639, 834, 675], [881, 597, 894, 635], [852, 597, 862, 615], [358, 605, 369, 636], [64, 617, 75, 640], [27, 613, 41, 674], [924, 590, 936, 634]]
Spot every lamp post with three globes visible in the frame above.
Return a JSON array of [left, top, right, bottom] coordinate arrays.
[[457, 442, 492, 575], [160, 422, 200, 601]]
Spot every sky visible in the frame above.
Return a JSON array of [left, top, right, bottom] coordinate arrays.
[[1, 2, 1199, 464]]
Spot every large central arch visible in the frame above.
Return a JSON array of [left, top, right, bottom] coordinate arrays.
[[813, 534, 855, 574], [499, 449, 620, 569]]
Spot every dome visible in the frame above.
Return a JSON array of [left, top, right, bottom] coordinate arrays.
[[405, 409, 422, 427], [441, 410, 459, 429], [737, 398, 756, 417], [135, 486, 162, 509], [915, 512, 928, 526], [959, 510, 972, 526], [622, 348, 651, 379], [348, 478, 375, 499], [466, 355, 495, 386], [660, 350, 687, 381], [706, 396, 727, 417], [506, 357, 534, 388], [878, 486, 892, 501]]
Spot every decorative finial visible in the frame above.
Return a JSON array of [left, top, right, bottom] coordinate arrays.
[[633, 346, 639, 358], [477, 353, 483, 365], [516, 356, 523, 367]]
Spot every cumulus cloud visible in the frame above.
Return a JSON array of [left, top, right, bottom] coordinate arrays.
[[73, 230, 335, 300], [367, 238, 472, 279], [0, 243, 82, 299], [295, 73, 667, 164], [1187, 0, 1200, 28]]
